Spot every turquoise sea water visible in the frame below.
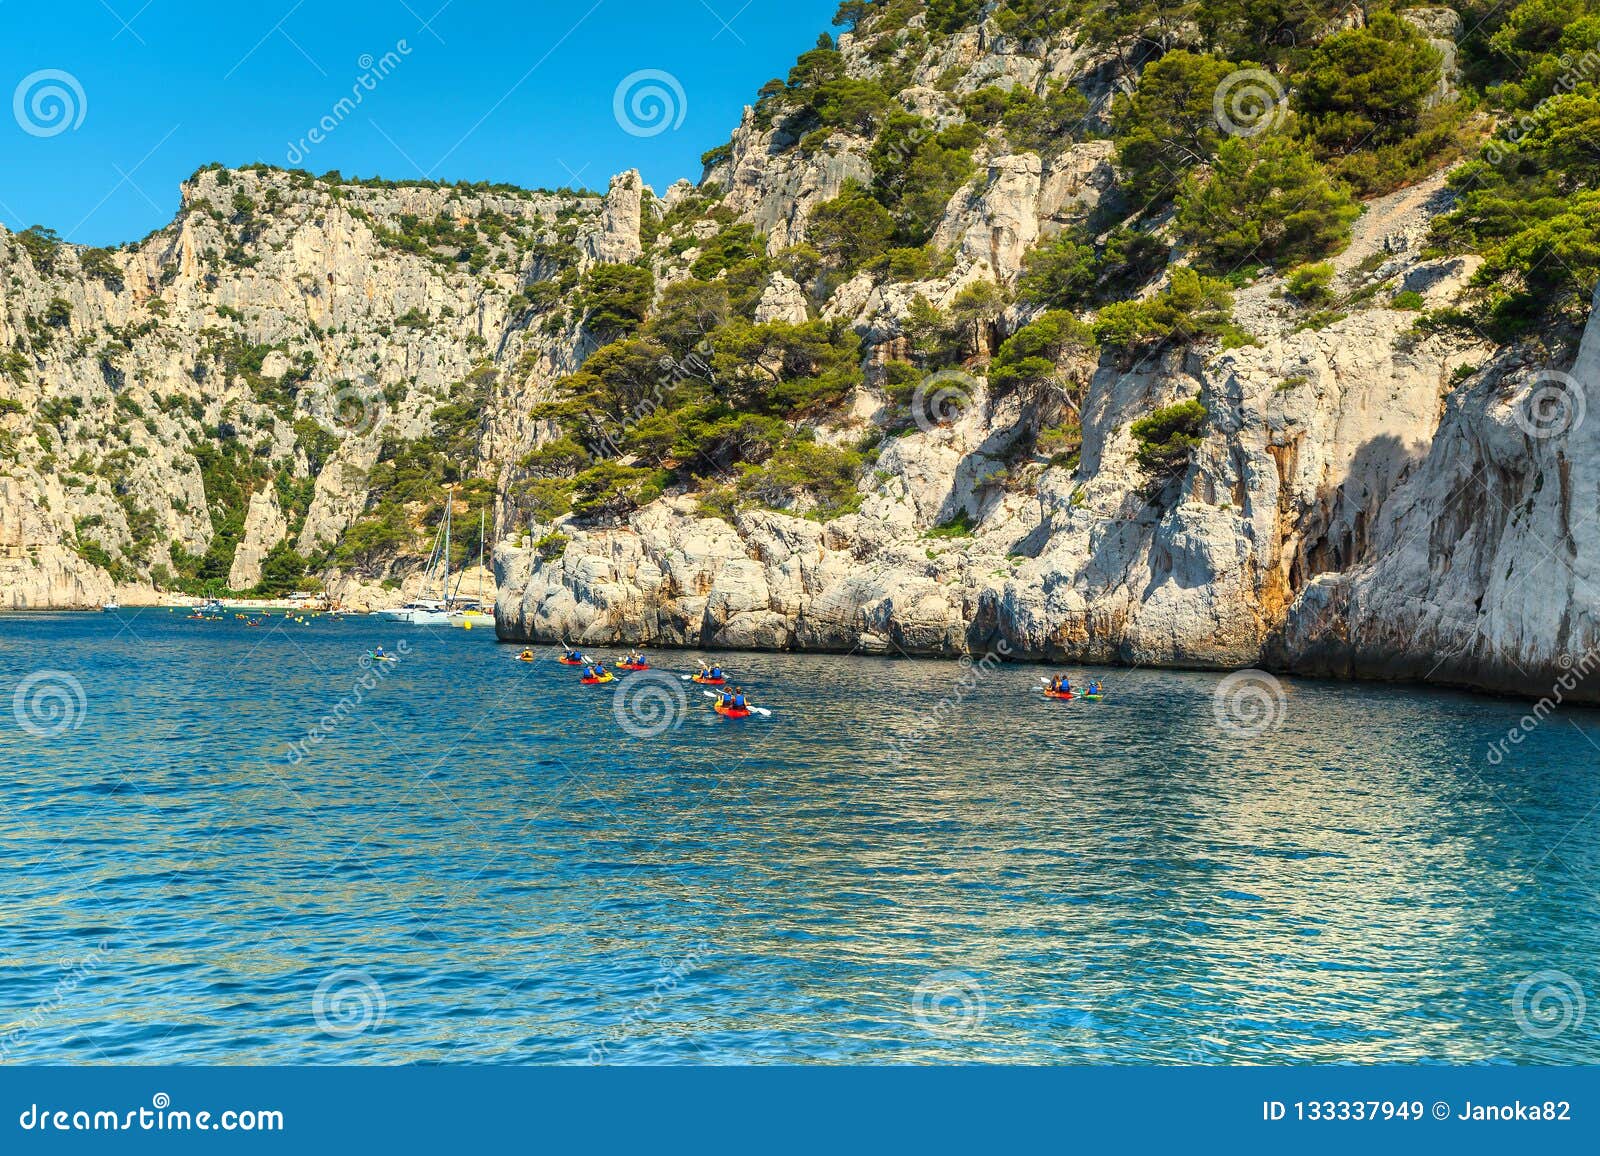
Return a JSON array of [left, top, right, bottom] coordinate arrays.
[[1, 610, 1597, 1065]]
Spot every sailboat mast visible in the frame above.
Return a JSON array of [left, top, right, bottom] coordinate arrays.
[[440, 486, 454, 604]]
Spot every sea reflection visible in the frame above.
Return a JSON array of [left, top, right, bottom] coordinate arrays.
[[0, 611, 1596, 1064]]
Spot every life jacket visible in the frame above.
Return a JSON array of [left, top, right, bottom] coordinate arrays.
[[733, 694, 746, 708]]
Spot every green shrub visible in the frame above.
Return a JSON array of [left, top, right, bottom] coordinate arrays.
[[808, 181, 896, 274], [577, 264, 654, 341], [1176, 136, 1359, 271], [869, 113, 981, 245], [738, 439, 863, 520], [1286, 262, 1337, 305], [1131, 399, 1207, 479], [1093, 269, 1239, 349], [1113, 51, 1256, 205], [925, 509, 976, 538], [989, 310, 1097, 394], [533, 531, 570, 560], [1294, 12, 1441, 155], [1391, 290, 1426, 310]]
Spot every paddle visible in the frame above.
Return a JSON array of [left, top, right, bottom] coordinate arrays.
[[701, 690, 771, 717]]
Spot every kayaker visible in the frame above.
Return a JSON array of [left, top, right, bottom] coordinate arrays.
[[583, 664, 597, 679], [519, 649, 534, 661], [625, 650, 644, 666], [732, 687, 748, 710], [375, 646, 386, 660]]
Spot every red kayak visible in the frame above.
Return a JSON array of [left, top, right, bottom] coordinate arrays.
[[692, 676, 726, 685], [617, 662, 651, 671], [1043, 689, 1075, 700], [580, 674, 616, 685], [714, 702, 752, 719], [557, 657, 585, 666]]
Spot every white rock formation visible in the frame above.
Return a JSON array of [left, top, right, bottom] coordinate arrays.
[[228, 487, 289, 591]]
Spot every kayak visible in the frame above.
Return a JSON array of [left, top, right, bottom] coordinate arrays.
[[580, 674, 616, 685], [1082, 693, 1103, 701], [692, 676, 727, 685], [617, 662, 651, 671], [1042, 689, 1075, 700], [557, 657, 585, 666], [714, 702, 752, 719], [517, 654, 536, 663]]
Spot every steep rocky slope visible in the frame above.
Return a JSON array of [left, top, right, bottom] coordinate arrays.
[[0, 167, 644, 607], [5, 1, 1597, 703], [493, 2, 1600, 702]]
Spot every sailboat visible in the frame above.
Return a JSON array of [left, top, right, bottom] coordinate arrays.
[[374, 488, 458, 625], [448, 508, 495, 629]]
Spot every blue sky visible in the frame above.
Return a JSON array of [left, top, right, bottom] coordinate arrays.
[[0, 0, 840, 247]]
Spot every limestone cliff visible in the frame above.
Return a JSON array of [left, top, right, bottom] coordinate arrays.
[[5, 1, 1596, 705]]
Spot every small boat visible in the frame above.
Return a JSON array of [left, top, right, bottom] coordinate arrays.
[[101, 599, 120, 612], [374, 487, 466, 625], [580, 673, 615, 685], [713, 701, 751, 720], [1043, 689, 1075, 701], [617, 662, 651, 672], [376, 598, 453, 625], [690, 675, 726, 686]]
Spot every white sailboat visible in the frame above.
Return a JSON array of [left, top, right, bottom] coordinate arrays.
[[374, 489, 459, 625]]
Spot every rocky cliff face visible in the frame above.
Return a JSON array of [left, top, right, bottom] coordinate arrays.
[[6, 3, 1595, 703], [491, 2, 1600, 703], [497, 172, 1528, 684], [0, 166, 640, 607]]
